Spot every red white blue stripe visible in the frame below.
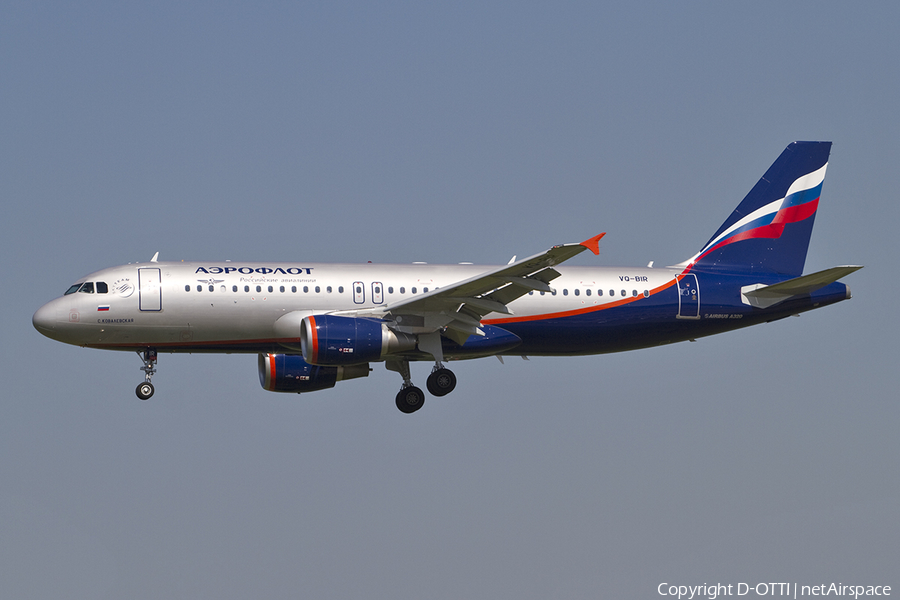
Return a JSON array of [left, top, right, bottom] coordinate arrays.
[[686, 163, 827, 267]]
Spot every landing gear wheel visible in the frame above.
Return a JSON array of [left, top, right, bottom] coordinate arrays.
[[426, 368, 457, 397], [136, 349, 158, 401], [396, 386, 425, 414], [136, 381, 155, 400]]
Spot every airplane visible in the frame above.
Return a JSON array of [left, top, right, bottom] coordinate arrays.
[[33, 141, 862, 413]]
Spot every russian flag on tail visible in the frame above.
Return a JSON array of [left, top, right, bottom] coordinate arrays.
[[686, 141, 831, 277]]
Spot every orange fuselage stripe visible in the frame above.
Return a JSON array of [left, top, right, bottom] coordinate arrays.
[[483, 278, 677, 325]]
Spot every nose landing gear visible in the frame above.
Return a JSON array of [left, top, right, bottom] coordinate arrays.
[[135, 348, 157, 400], [136, 381, 155, 400]]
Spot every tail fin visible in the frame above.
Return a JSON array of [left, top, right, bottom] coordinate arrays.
[[685, 141, 831, 277]]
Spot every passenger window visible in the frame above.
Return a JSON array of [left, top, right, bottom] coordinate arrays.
[[400, 287, 405, 294], [598, 289, 603, 296], [338, 286, 344, 293], [412, 287, 417, 294], [327, 286, 332, 293], [256, 285, 262, 293], [585, 289, 591, 296], [185, 285, 191, 292], [292, 286, 297, 293], [574, 289, 580, 296], [632, 290, 638, 297], [96, 282, 108, 294], [244, 285, 250, 292], [620, 290, 626, 297], [423, 287, 428, 293], [65, 284, 82, 295], [268, 286, 274, 293], [209, 285, 214, 292], [303, 286, 309, 293], [197, 285, 202, 292], [79, 282, 94, 294], [279, 286, 285, 293], [315, 286, 320, 293], [233, 285, 238, 292], [609, 290, 614, 297], [643, 290, 649, 298], [563, 289, 568, 296], [388, 287, 394, 294]]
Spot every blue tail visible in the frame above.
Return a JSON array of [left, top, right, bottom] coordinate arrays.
[[687, 141, 831, 277]]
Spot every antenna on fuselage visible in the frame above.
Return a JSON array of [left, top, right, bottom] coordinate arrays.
[[150, 252, 159, 263]]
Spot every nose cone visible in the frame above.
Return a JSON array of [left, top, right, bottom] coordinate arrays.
[[33, 302, 57, 337]]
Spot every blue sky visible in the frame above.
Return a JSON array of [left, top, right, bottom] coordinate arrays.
[[2, 2, 897, 598]]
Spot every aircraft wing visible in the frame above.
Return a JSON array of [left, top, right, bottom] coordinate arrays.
[[341, 234, 605, 343]]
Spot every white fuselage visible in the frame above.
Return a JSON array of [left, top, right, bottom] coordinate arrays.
[[34, 260, 677, 354]]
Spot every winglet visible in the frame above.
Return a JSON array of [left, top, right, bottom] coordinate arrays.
[[580, 233, 606, 256]]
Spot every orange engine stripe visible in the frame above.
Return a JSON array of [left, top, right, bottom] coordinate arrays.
[[308, 315, 319, 362], [268, 353, 276, 390]]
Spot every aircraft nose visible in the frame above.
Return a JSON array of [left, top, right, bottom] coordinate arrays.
[[33, 302, 57, 335]]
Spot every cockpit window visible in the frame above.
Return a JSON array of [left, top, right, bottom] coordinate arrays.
[[65, 283, 83, 295], [79, 282, 95, 294], [96, 282, 108, 294]]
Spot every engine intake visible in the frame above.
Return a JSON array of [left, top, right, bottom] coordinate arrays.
[[300, 315, 415, 366], [258, 353, 369, 393]]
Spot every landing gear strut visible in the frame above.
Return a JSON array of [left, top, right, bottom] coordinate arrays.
[[419, 331, 457, 398], [385, 331, 459, 413], [135, 348, 157, 400]]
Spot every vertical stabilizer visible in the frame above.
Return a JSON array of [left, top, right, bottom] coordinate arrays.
[[686, 141, 831, 276]]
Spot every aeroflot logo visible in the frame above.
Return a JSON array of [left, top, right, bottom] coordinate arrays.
[[195, 266, 314, 275]]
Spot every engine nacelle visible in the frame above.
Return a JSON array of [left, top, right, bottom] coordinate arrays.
[[300, 315, 415, 366], [258, 353, 370, 393]]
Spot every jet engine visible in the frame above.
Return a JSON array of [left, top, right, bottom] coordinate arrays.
[[258, 353, 369, 393], [300, 315, 415, 366]]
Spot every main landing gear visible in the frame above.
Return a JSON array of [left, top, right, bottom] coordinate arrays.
[[387, 331, 458, 414], [426, 367, 457, 397], [392, 366, 456, 413], [395, 385, 425, 414], [135, 348, 157, 400]]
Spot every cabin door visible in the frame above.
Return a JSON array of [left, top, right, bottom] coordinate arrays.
[[138, 268, 162, 311], [676, 273, 700, 319]]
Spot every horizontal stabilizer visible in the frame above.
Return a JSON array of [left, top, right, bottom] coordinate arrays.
[[741, 265, 863, 308]]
